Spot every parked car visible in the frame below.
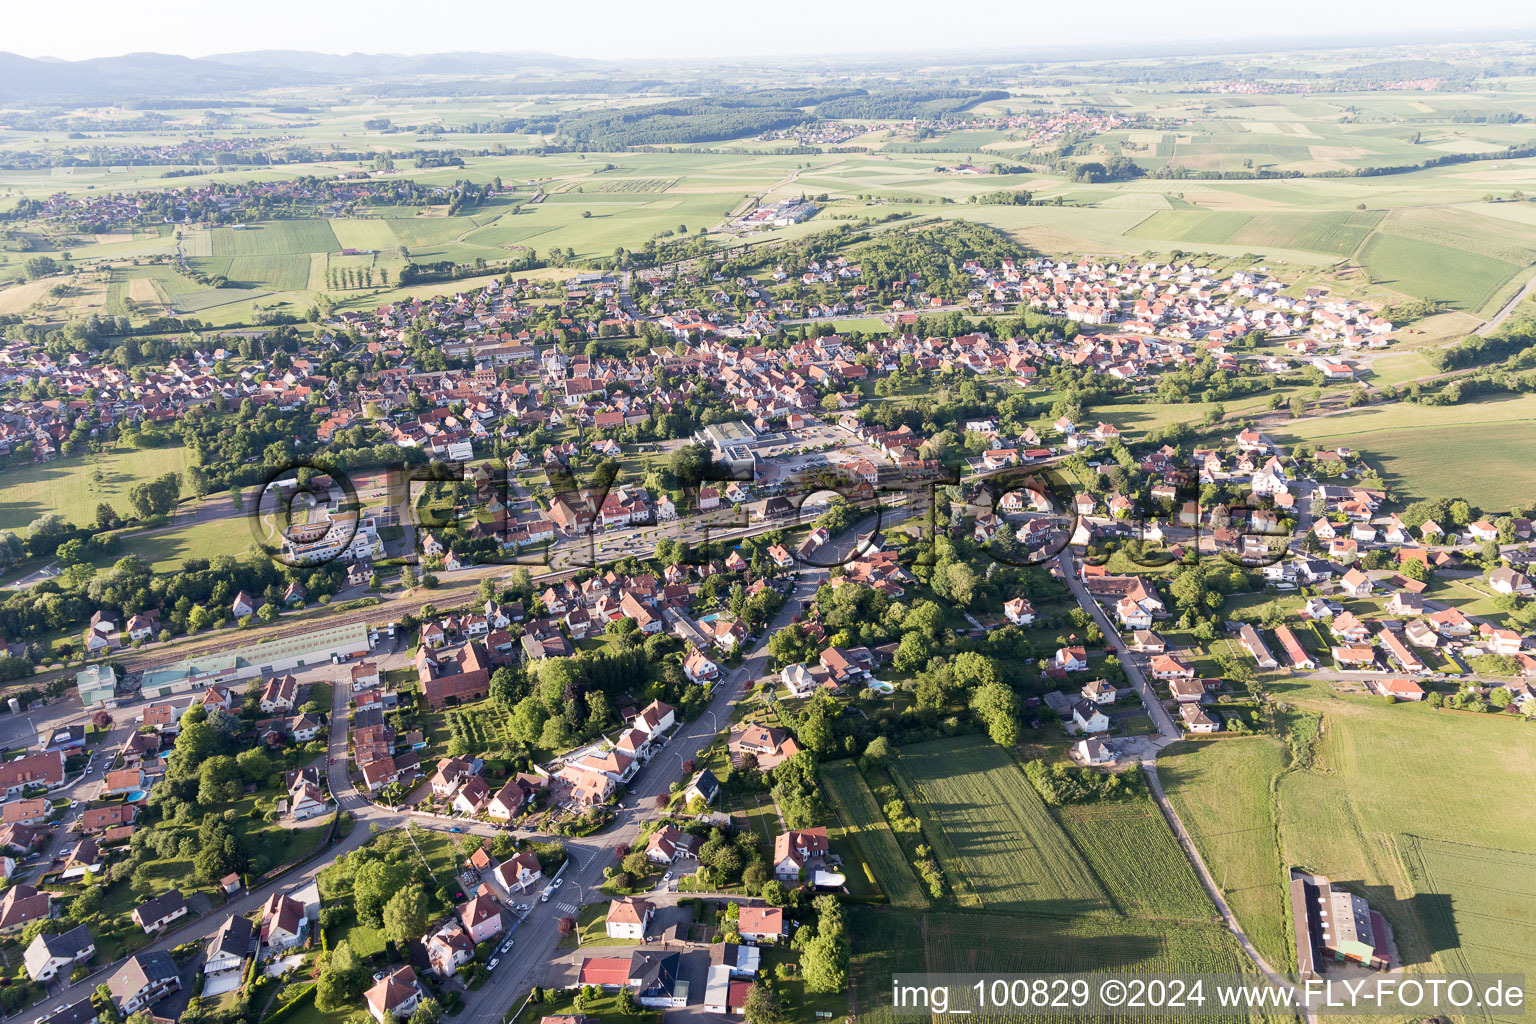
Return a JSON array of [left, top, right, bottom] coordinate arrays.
[[487, 959, 499, 972]]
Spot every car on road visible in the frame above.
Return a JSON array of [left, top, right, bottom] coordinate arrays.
[[662, 871, 671, 882], [539, 891, 550, 902], [500, 938, 514, 953], [487, 959, 498, 972], [449, 827, 463, 833], [552, 877, 563, 888]]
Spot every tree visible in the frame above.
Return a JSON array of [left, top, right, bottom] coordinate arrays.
[[383, 884, 431, 944], [353, 859, 409, 926], [24, 255, 60, 280], [557, 916, 576, 936], [971, 681, 1019, 747], [235, 747, 271, 784], [743, 984, 787, 1024], [409, 999, 442, 1024], [801, 931, 850, 993], [197, 755, 241, 806], [316, 940, 369, 1012]]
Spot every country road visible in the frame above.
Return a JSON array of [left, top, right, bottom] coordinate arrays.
[[1056, 549, 1314, 1020], [1477, 268, 1536, 337]]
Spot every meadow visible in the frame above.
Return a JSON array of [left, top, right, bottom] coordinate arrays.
[[0, 444, 198, 532], [1270, 394, 1536, 510], [820, 759, 928, 908], [1156, 737, 1291, 969], [892, 737, 1111, 917]]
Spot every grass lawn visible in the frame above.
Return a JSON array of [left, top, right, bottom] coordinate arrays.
[[0, 445, 198, 532], [98, 516, 261, 572], [517, 990, 661, 1024], [569, 901, 632, 948]]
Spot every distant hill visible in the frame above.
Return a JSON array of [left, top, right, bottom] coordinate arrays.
[[0, 49, 600, 102]]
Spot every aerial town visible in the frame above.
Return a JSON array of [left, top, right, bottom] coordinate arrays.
[[0, 17, 1534, 1024]]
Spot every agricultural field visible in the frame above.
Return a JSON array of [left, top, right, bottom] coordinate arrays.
[[850, 907, 1287, 1024], [892, 737, 1111, 917], [1270, 393, 1536, 510], [1156, 738, 1291, 969], [820, 760, 927, 908], [1397, 834, 1536, 1000], [1163, 693, 1536, 982], [1275, 698, 1536, 977], [1054, 795, 1215, 919], [0, 444, 198, 533]]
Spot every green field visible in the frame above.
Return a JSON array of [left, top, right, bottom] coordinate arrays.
[[1055, 796, 1216, 919], [1157, 738, 1291, 968], [892, 737, 1111, 917], [1397, 834, 1536, 995], [125, 515, 260, 572], [850, 907, 1286, 1024], [1271, 394, 1536, 510], [0, 445, 198, 532], [820, 760, 927, 908], [209, 220, 343, 256], [1163, 694, 1536, 981], [1359, 232, 1525, 314]]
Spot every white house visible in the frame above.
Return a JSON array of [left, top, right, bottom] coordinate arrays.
[[605, 897, 654, 941], [1071, 699, 1110, 734]]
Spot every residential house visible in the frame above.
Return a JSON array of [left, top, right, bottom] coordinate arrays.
[[1071, 699, 1110, 734], [772, 827, 830, 881], [606, 897, 654, 941], [1180, 703, 1219, 733], [205, 914, 254, 977], [24, 924, 95, 982], [260, 892, 308, 954], [0, 884, 51, 934], [737, 906, 785, 944], [131, 889, 188, 934], [364, 966, 422, 1024], [492, 851, 543, 893], [106, 951, 181, 1015], [458, 893, 504, 944]]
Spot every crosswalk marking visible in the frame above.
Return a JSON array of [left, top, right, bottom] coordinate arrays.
[[556, 901, 577, 915]]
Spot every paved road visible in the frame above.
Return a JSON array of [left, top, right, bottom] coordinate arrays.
[[1478, 268, 1536, 337], [1056, 550, 1316, 1017], [456, 516, 878, 1023], [1056, 551, 1179, 741]]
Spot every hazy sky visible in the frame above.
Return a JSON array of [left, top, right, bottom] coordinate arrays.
[[5, 0, 1532, 62]]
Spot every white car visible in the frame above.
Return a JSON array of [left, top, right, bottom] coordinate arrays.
[[552, 878, 563, 888], [539, 892, 550, 902], [487, 958, 499, 972]]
